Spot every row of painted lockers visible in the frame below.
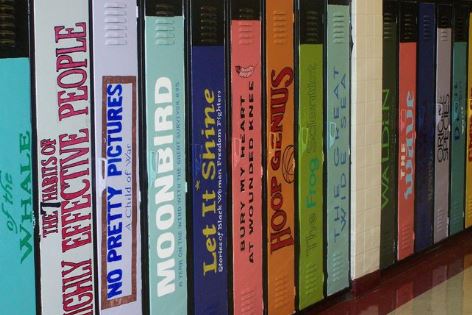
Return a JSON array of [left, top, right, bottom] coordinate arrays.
[[380, 0, 472, 271], [1, 0, 344, 314], [1, 0, 470, 315]]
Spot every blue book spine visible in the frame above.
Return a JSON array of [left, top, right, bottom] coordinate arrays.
[[415, 2, 436, 252], [189, 3, 228, 310]]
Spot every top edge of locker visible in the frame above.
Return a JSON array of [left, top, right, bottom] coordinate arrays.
[[299, 0, 324, 45], [0, 0, 29, 58], [328, 0, 350, 5], [145, 0, 183, 16]]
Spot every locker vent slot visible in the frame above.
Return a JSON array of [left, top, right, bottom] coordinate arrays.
[[0, 0, 15, 48], [272, 11, 288, 45], [422, 15, 433, 41], [154, 17, 175, 46], [199, 5, 218, 44], [383, 10, 396, 40], [332, 12, 346, 44], [104, 2, 128, 46], [237, 21, 254, 46]]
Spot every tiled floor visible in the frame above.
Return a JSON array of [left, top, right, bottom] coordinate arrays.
[[389, 267, 472, 315], [304, 230, 472, 315]]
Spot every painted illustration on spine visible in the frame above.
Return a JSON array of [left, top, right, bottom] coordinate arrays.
[[434, 2, 452, 243], [33, 0, 96, 313], [189, 0, 228, 313], [144, 0, 188, 313], [326, 0, 351, 296], [380, 0, 398, 269], [415, 1, 435, 252], [91, 0, 141, 313], [297, 0, 324, 308], [449, 1, 468, 235], [265, 0, 296, 313], [465, 12, 472, 229], [0, 1, 36, 313], [397, 0, 417, 260], [230, 1, 263, 314]]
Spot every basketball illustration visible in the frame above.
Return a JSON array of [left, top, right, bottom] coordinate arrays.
[[282, 145, 295, 183]]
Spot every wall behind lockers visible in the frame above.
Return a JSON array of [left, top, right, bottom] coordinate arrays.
[[350, 0, 383, 279]]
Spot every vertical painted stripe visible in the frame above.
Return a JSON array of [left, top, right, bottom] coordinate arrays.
[[0, 58, 36, 315], [465, 13, 472, 228], [145, 14, 188, 314], [265, 0, 296, 313], [230, 18, 263, 315], [326, 3, 351, 295], [397, 42, 416, 260], [298, 42, 324, 307], [434, 24, 452, 243], [415, 3, 435, 251], [449, 42, 467, 235]]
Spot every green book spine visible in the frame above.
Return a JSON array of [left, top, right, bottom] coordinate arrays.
[[380, 0, 398, 269], [297, 0, 324, 308]]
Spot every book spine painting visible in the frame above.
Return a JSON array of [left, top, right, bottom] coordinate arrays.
[[144, 0, 188, 314], [297, 0, 324, 308], [415, 1, 435, 252], [397, 0, 417, 260], [189, 0, 228, 313], [92, 0, 142, 312], [230, 1, 263, 314], [466, 12, 472, 229], [434, 2, 452, 243], [449, 1, 468, 235], [0, 0, 36, 313], [265, 0, 296, 313], [33, 0, 96, 313], [326, 0, 351, 296], [380, 0, 398, 269]]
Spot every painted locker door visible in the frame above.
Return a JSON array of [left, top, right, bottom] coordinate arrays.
[[415, 1, 435, 252], [33, 0, 96, 313], [465, 12, 472, 228], [380, 0, 399, 269], [449, 1, 468, 235], [397, 0, 417, 260], [230, 0, 263, 314], [326, 0, 351, 296], [297, 0, 324, 308], [92, 0, 142, 312], [0, 1, 36, 313], [189, 0, 229, 314], [144, 0, 188, 314], [265, 0, 296, 314], [434, 1, 452, 243]]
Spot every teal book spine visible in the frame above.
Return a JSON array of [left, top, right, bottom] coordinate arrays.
[[450, 2, 468, 235], [326, 0, 351, 296], [0, 59, 36, 315], [144, 1, 188, 314], [0, 1, 36, 313]]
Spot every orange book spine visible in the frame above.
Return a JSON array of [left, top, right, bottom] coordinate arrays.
[[265, 0, 296, 314]]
